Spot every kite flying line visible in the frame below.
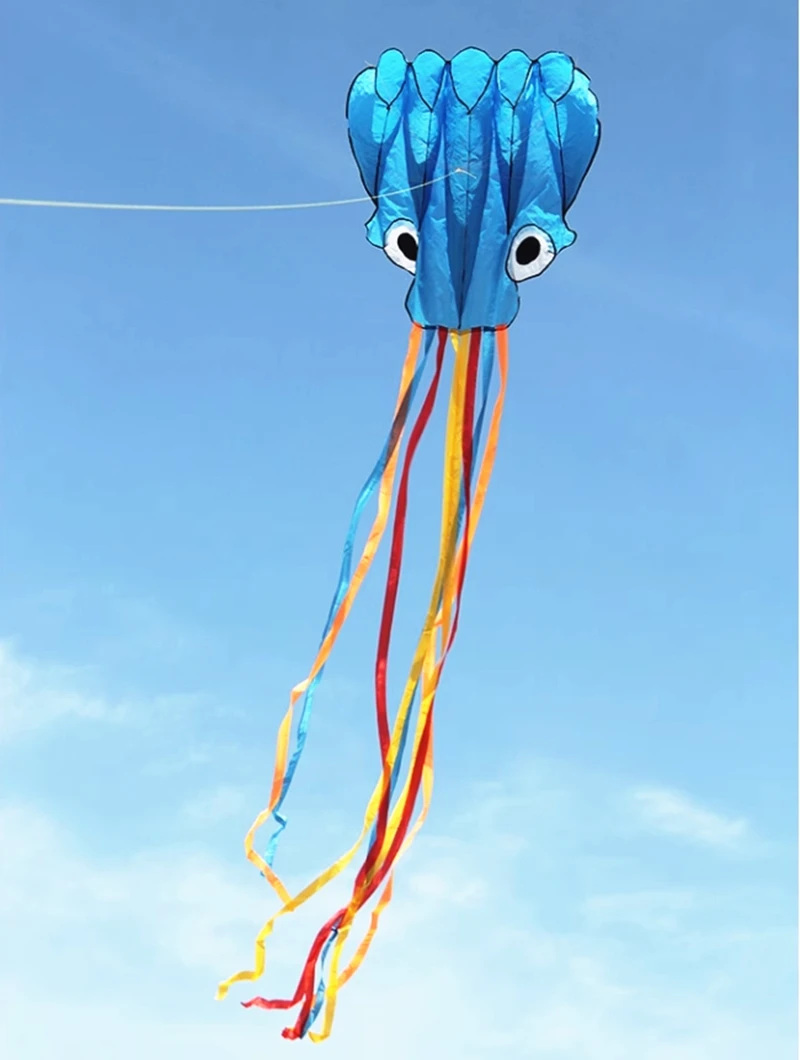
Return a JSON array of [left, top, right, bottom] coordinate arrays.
[[0, 169, 471, 213]]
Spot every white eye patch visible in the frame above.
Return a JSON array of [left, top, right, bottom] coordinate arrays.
[[384, 221, 419, 274], [506, 225, 556, 282]]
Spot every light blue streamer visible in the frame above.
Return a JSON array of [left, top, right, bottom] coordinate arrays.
[[263, 327, 439, 869], [301, 926, 339, 1038]]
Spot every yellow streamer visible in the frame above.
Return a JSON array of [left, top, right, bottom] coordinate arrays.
[[217, 325, 427, 999], [237, 324, 424, 905], [309, 332, 476, 1039], [309, 329, 509, 1040], [216, 332, 467, 1002], [217, 328, 509, 1035]]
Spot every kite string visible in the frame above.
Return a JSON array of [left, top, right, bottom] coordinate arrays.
[[0, 170, 472, 213]]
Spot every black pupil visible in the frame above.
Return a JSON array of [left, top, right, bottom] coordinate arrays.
[[397, 231, 418, 261], [515, 236, 541, 266]]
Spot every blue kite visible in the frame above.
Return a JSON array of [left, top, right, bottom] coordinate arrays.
[[217, 47, 600, 1042]]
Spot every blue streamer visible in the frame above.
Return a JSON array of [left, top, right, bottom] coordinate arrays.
[[264, 327, 439, 868]]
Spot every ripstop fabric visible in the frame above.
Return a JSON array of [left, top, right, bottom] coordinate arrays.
[[347, 47, 600, 329]]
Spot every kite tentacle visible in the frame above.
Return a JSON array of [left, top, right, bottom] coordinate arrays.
[[261, 323, 434, 871], [233, 324, 426, 907], [234, 327, 452, 1032], [222, 328, 508, 1041], [313, 336, 498, 1015], [363, 330, 478, 891], [276, 329, 504, 1041], [215, 327, 448, 1003], [306, 328, 509, 1041], [295, 332, 482, 1040], [367, 329, 469, 880]]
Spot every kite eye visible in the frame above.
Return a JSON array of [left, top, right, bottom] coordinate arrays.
[[506, 225, 556, 282], [384, 221, 419, 274]]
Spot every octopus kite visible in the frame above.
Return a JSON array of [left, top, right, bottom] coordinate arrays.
[[216, 47, 600, 1040]]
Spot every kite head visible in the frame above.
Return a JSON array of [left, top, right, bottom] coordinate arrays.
[[346, 48, 600, 330]]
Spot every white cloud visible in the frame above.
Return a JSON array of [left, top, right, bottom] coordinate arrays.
[[0, 766, 793, 1060], [632, 786, 748, 848], [0, 799, 268, 975], [0, 639, 126, 743], [144, 745, 215, 774], [182, 785, 248, 827], [583, 889, 698, 932]]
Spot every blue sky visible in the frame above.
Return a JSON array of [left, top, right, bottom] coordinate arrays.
[[0, 0, 796, 1056]]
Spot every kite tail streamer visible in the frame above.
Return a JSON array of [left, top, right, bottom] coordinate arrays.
[[233, 328, 508, 1041], [218, 329, 508, 1040], [307, 328, 509, 1040], [298, 334, 500, 1037], [235, 324, 427, 904], [261, 323, 435, 871], [215, 328, 449, 1002], [297, 330, 483, 1041]]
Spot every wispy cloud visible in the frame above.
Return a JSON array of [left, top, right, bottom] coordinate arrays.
[[16, 0, 350, 191], [0, 634, 215, 747], [0, 640, 789, 1059], [0, 752, 794, 1060], [0, 639, 126, 743], [583, 888, 699, 932], [632, 786, 748, 849], [0, 799, 265, 975], [182, 785, 248, 827], [143, 744, 216, 776]]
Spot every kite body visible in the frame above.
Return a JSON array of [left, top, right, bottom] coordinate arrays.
[[217, 48, 599, 1041], [348, 47, 599, 328]]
